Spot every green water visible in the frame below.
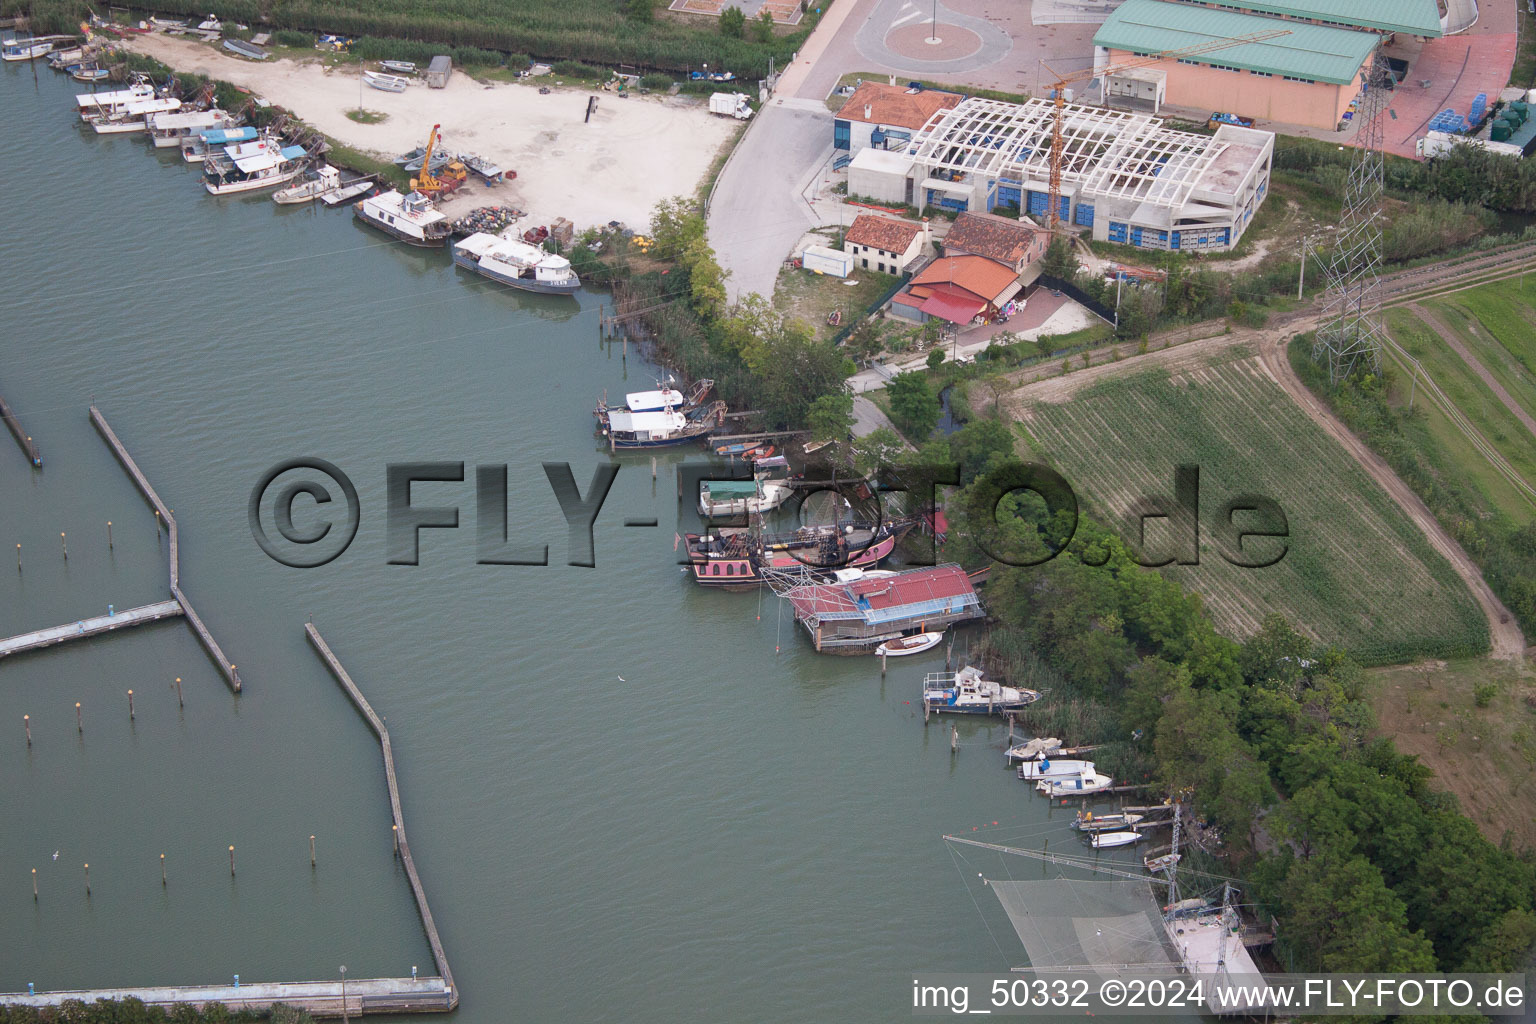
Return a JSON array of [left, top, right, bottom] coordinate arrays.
[[0, 66, 1107, 1022]]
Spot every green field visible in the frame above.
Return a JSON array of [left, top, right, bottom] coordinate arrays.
[[1017, 351, 1489, 663], [1430, 278, 1536, 412]]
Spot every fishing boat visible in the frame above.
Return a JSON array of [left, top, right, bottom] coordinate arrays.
[[223, 38, 269, 59], [203, 137, 308, 194], [459, 153, 509, 185], [362, 69, 409, 93], [147, 109, 234, 148], [91, 97, 182, 134], [698, 458, 795, 517], [72, 65, 109, 82], [922, 666, 1040, 716], [47, 46, 85, 67], [75, 81, 156, 121], [320, 179, 377, 206], [1089, 830, 1142, 849], [353, 189, 453, 247], [873, 631, 944, 657], [396, 147, 451, 174], [598, 402, 726, 450], [379, 60, 417, 75], [2, 37, 58, 61], [273, 164, 371, 204], [1036, 772, 1114, 796], [1016, 758, 1095, 780], [596, 378, 713, 416], [451, 233, 582, 294], [1072, 810, 1143, 832], [684, 519, 912, 588], [181, 125, 257, 162], [1144, 853, 1180, 873]]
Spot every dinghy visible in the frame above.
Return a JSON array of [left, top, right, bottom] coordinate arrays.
[[1089, 830, 1142, 849], [873, 632, 944, 658], [363, 70, 409, 93]]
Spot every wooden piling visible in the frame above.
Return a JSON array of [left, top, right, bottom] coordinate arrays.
[[60, 533, 66, 561], [83, 863, 90, 895], [309, 835, 316, 867], [23, 714, 30, 747], [950, 724, 958, 752], [228, 846, 235, 877], [32, 868, 37, 900], [880, 651, 887, 678], [75, 702, 81, 733], [107, 521, 113, 550], [392, 825, 399, 857], [161, 854, 166, 886], [174, 677, 182, 708], [15, 544, 19, 572], [127, 690, 134, 720]]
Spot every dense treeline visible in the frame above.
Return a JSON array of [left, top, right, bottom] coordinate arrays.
[[0, 1001, 316, 1024], [2, 0, 806, 76], [1277, 133, 1536, 214], [864, 422, 1536, 973], [1290, 338, 1536, 638]]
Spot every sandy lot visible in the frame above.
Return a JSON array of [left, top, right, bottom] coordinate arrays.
[[124, 34, 737, 231]]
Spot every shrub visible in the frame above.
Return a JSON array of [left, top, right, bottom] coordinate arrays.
[[640, 72, 674, 90], [1474, 682, 1498, 708], [719, 5, 746, 37], [552, 59, 605, 78], [452, 45, 503, 66], [271, 29, 315, 47]]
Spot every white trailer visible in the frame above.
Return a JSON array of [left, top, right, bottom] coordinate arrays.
[[801, 245, 853, 277], [1416, 129, 1525, 160], [708, 92, 753, 120]]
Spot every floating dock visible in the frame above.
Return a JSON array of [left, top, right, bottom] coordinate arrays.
[[0, 390, 41, 467], [90, 406, 241, 693], [0, 600, 183, 659]]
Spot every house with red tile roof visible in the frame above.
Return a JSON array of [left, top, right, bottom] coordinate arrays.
[[834, 82, 962, 156], [842, 213, 929, 276], [889, 253, 1024, 326], [783, 563, 983, 651], [942, 212, 1047, 275]]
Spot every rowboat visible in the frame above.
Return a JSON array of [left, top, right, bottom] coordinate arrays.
[[223, 39, 269, 60], [873, 632, 944, 657], [319, 179, 377, 206], [363, 70, 409, 93], [72, 65, 109, 82], [379, 60, 417, 75], [1089, 830, 1142, 849]]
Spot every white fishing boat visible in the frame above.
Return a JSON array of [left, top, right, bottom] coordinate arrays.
[[1072, 810, 1142, 832], [873, 632, 944, 658], [597, 405, 723, 450], [203, 138, 308, 194], [181, 125, 257, 163], [147, 109, 234, 148], [2, 37, 57, 61], [71, 65, 109, 82], [451, 232, 582, 293], [1036, 772, 1114, 796], [354, 190, 453, 247], [75, 81, 156, 121], [922, 665, 1040, 716], [273, 164, 372, 204], [362, 70, 409, 93], [1088, 830, 1142, 849], [1017, 758, 1095, 780], [698, 457, 795, 517], [379, 60, 417, 75], [91, 97, 182, 134]]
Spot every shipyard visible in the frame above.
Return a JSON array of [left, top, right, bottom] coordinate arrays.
[[1, 0, 1535, 1021]]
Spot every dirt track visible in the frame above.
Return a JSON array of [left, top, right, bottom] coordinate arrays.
[[1006, 314, 1528, 661], [1411, 303, 1536, 443]]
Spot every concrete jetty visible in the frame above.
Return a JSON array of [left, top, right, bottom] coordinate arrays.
[[0, 390, 41, 467], [0, 600, 183, 659], [89, 406, 241, 693], [0, 976, 454, 1017]]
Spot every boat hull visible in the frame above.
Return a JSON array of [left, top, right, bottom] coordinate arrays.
[[873, 632, 944, 657], [452, 250, 580, 294], [205, 166, 304, 195], [353, 203, 449, 247]]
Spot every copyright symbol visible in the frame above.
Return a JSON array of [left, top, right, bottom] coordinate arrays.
[[248, 458, 360, 568], [1101, 980, 1126, 1007]]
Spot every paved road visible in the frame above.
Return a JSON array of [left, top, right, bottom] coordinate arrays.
[[708, 99, 833, 303], [851, 394, 902, 438]]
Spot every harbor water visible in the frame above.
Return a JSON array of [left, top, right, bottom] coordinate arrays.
[[0, 66, 1121, 1022]]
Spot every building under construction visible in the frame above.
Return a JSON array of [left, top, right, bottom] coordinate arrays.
[[848, 97, 1273, 253]]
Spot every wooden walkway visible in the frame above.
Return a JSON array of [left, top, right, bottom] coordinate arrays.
[[90, 406, 241, 693], [306, 623, 457, 1001], [0, 977, 454, 1017], [0, 601, 183, 659], [0, 391, 41, 467]]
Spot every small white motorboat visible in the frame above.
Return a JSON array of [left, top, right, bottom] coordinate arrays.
[[1037, 772, 1114, 796], [1017, 758, 1094, 780], [874, 632, 944, 658], [379, 60, 417, 75], [320, 179, 376, 206], [363, 70, 409, 93], [273, 164, 372, 204], [1089, 830, 1142, 849]]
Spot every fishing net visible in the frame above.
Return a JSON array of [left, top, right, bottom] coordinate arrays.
[[987, 876, 1180, 975]]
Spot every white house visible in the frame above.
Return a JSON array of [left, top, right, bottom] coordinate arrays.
[[842, 214, 927, 276]]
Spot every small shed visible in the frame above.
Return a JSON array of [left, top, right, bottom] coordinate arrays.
[[426, 55, 452, 88]]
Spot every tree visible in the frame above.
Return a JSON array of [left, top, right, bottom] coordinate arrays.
[[850, 426, 905, 476], [649, 196, 705, 257], [806, 391, 854, 442], [1040, 236, 1078, 279], [846, 317, 883, 363], [926, 347, 946, 370], [1461, 908, 1536, 971], [719, 4, 746, 37], [684, 238, 728, 320], [626, 0, 655, 21], [947, 417, 1014, 483], [1279, 855, 1438, 973], [886, 370, 940, 440], [751, 7, 776, 42]]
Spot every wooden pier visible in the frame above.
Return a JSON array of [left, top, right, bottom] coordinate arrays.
[[90, 406, 241, 693], [0, 391, 41, 467], [0, 601, 183, 659], [306, 623, 457, 1002]]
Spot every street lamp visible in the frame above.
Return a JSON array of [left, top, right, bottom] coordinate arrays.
[[340, 966, 348, 1024], [931, 0, 938, 42]]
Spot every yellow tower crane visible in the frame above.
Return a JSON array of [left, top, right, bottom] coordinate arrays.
[[1040, 27, 1291, 234]]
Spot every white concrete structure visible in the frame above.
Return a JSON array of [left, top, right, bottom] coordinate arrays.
[[878, 96, 1274, 252], [848, 148, 916, 205], [842, 213, 926, 275]]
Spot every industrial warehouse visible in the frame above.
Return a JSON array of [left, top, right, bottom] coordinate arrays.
[[849, 97, 1273, 253]]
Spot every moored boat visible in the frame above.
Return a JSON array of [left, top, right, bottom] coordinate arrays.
[[698, 457, 794, 518], [684, 519, 911, 588], [451, 232, 582, 294], [379, 60, 417, 75], [91, 97, 182, 134], [182, 125, 257, 163], [873, 631, 944, 658], [71, 65, 109, 82], [2, 37, 58, 61], [596, 378, 714, 416], [922, 665, 1040, 716], [1072, 810, 1142, 832], [47, 46, 85, 67], [203, 137, 308, 194], [1036, 772, 1114, 796], [597, 403, 725, 450], [1088, 830, 1142, 849], [1017, 758, 1095, 780], [75, 81, 156, 121], [148, 108, 234, 148], [273, 164, 371, 204], [320, 179, 377, 206], [353, 189, 453, 247], [362, 69, 409, 93]]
